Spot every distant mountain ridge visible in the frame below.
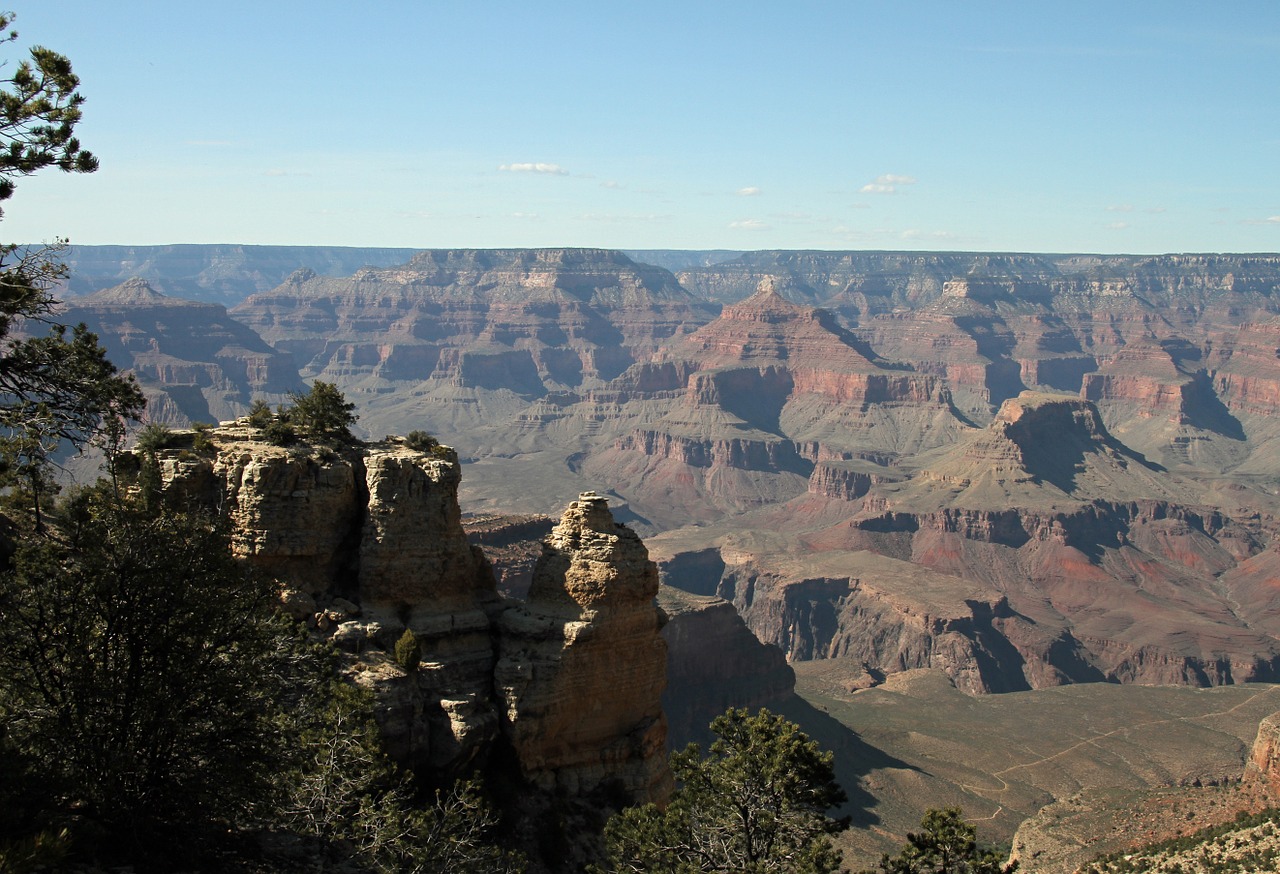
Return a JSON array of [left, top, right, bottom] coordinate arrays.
[[59, 243, 421, 305]]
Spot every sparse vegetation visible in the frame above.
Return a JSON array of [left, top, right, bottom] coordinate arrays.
[[247, 398, 274, 428], [406, 429, 439, 452], [1081, 808, 1280, 874], [134, 421, 176, 452], [263, 416, 298, 446]]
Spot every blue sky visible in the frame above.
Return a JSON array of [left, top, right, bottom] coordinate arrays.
[[4, 1, 1279, 253]]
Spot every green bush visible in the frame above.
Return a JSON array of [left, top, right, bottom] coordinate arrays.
[[263, 418, 297, 446], [134, 422, 176, 453], [601, 708, 848, 873], [246, 399, 273, 428], [286, 382, 358, 443], [405, 430, 439, 452], [394, 628, 421, 673], [190, 422, 215, 453]]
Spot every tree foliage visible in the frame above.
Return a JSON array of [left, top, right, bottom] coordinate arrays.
[[863, 808, 1016, 874], [601, 707, 848, 873], [0, 12, 143, 520], [285, 380, 358, 443], [0, 490, 324, 861], [284, 681, 523, 873], [0, 10, 98, 212]]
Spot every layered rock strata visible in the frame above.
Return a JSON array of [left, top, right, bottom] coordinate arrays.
[[63, 278, 304, 425], [495, 493, 672, 803]]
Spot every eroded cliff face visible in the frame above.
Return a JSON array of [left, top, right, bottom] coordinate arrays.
[[1244, 711, 1280, 799], [152, 428, 670, 802], [63, 279, 304, 426], [495, 493, 672, 803], [652, 392, 1280, 694]]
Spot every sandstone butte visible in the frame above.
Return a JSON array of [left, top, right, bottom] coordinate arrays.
[[148, 423, 676, 805]]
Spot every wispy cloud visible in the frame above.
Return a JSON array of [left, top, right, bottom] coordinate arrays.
[[511, 212, 540, 219], [1108, 221, 1130, 230], [737, 186, 761, 196], [860, 174, 918, 194], [264, 168, 312, 178], [576, 212, 670, 223], [1106, 204, 1134, 213], [601, 180, 625, 189], [499, 162, 569, 175], [729, 219, 769, 231], [1145, 206, 1167, 214]]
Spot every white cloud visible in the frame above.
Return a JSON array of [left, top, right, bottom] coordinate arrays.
[[1108, 221, 1130, 230], [729, 219, 769, 231], [1269, 216, 1280, 224], [601, 180, 625, 189], [737, 186, 761, 196], [859, 174, 917, 195], [576, 213, 669, 223], [264, 168, 312, 178], [1106, 204, 1134, 213], [499, 162, 569, 175], [511, 212, 540, 219], [1145, 207, 1167, 214]]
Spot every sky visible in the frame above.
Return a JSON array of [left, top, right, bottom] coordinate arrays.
[[3, 1, 1279, 254]]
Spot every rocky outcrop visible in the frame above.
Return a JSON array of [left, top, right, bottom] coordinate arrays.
[[464, 514, 556, 599], [495, 493, 671, 803], [153, 430, 670, 804], [1244, 711, 1280, 798]]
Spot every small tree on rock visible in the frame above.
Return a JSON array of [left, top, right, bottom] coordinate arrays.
[[285, 381, 358, 443], [601, 707, 848, 873], [864, 807, 1016, 874]]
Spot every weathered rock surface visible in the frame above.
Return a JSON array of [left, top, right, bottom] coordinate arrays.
[[652, 391, 1280, 693], [153, 430, 670, 804], [1244, 710, 1280, 798], [464, 513, 556, 599], [495, 493, 671, 802]]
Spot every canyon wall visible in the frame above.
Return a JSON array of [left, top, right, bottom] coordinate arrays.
[[74, 247, 1280, 699]]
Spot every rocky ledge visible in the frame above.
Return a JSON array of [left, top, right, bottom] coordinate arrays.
[[146, 426, 671, 806]]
